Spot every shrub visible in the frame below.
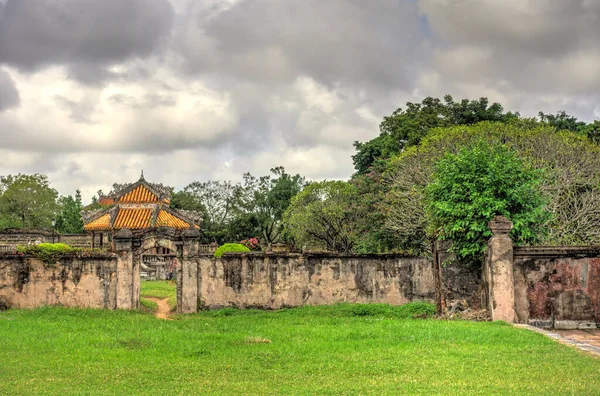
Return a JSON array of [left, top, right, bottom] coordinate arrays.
[[240, 238, 260, 251], [16, 243, 81, 265], [214, 243, 251, 258]]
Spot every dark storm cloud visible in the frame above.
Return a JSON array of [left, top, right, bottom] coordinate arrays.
[[176, 0, 425, 89], [421, 0, 600, 57], [170, 0, 427, 159], [0, 68, 19, 111], [0, 0, 174, 83], [419, 0, 600, 94], [1, 0, 599, 198]]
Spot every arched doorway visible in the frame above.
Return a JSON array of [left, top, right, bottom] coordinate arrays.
[[140, 245, 177, 281], [134, 233, 180, 312]]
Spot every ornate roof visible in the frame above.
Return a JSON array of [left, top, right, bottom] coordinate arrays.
[[83, 175, 200, 232], [84, 213, 111, 231]]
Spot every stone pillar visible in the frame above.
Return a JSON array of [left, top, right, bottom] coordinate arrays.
[[485, 216, 516, 322], [114, 228, 134, 310], [131, 248, 141, 310], [178, 229, 200, 313]]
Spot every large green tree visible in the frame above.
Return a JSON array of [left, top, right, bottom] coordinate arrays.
[[174, 167, 305, 245], [173, 180, 241, 243], [352, 95, 518, 175], [236, 167, 306, 246], [383, 122, 600, 252], [0, 174, 59, 228], [283, 181, 362, 253]]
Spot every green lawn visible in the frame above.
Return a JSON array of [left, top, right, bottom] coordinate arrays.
[[139, 280, 177, 310], [0, 305, 599, 395]]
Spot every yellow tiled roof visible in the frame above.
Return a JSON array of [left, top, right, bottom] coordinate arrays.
[[83, 213, 111, 231], [113, 208, 153, 229], [156, 210, 196, 229], [119, 185, 159, 203]]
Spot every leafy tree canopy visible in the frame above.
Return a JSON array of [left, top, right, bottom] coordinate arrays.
[[283, 181, 362, 253], [353, 96, 600, 176], [174, 167, 305, 245], [425, 142, 549, 265], [383, 122, 600, 253], [0, 174, 58, 229], [236, 167, 306, 246], [55, 190, 84, 234], [352, 95, 518, 174]]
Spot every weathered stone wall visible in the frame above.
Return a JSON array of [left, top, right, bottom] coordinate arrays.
[[59, 234, 93, 248], [434, 241, 484, 312], [0, 229, 53, 247], [482, 216, 600, 328], [196, 253, 436, 309], [513, 247, 600, 328], [440, 265, 484, 310], [0, 254, 118, 309], [0, 229, 94, 249]]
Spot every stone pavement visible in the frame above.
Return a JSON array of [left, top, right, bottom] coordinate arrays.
[[555, 330, 600, 349], [514, 325, 600, 356]]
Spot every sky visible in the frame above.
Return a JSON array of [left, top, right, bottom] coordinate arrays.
[[0, 0, 599, 202]]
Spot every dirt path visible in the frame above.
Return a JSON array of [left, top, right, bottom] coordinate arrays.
[[146, 297, 173, 320]]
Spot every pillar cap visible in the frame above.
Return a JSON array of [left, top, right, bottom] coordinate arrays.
[[114, 228, 133, 239], [489, 215, 513, 235], [181, 229, 200, 239]]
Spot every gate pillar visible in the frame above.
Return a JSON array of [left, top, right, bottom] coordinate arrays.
[[115, 228, 135, 309], [178, 229, 200, 313], [484, 216, 516, 322]]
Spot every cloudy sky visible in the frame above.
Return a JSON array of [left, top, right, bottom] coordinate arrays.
[[0, 0, 599, 202]]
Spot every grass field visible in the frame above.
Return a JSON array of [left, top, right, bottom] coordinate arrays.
[[1, 303, 599, 395], [139, 280, 177, 311]]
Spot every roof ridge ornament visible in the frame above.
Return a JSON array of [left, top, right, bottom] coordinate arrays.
[[140, 170, 145, 181]]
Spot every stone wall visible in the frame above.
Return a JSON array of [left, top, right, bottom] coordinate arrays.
[[483, 216, 600, 328], [59, 234, 93, 248], [434, 241, 485, 312], [0, 254, 119, 309], [0, 229, 95, 249], [196, 253, 437, 309], [513, 247, 600, 329]]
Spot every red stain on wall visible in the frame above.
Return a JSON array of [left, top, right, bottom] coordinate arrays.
[[526, 258, 600, 322]]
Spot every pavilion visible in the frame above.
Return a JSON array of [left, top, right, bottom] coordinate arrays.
[[82, 174, 200, 249]]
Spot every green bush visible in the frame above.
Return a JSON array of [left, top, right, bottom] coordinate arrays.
[[16, 243, 81, 265], [214, 243, 250, 258]]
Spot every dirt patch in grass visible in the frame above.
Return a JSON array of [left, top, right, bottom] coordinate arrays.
[[145, 297, 173, 320], [244, 336, 272, 344]]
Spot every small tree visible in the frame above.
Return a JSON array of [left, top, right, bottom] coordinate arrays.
[[283, 181, 361, 253], [55, 190, 84, 234], [425, 142, 549, 265]]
